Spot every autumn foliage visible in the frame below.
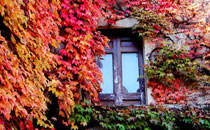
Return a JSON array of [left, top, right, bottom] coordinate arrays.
[[0, 0, 136, 129], [0, 0, 107, 129], [0, 0, 209, 129], [133, 0, 210, 104]]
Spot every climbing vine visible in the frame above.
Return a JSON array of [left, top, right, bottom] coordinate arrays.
[[132, 0, 210, 104], [68, 101, 210, 130], [0, 0, 209, 129], [144, 43, 207, 104]]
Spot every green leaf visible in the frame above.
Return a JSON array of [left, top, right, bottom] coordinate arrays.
[[75, 104, 84, 113], [144, 127, 151, 130], [83, 98, 90, 105], [183, 118, 192, 123], [85, 107, 93, 114], [199, 119, 205, 124], [116, 124, 125, 130]]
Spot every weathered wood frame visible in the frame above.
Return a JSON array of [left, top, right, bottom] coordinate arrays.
[[98, 29, 145, 106]]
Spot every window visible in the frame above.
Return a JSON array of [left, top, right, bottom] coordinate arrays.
[[97, 29, 145, 106]]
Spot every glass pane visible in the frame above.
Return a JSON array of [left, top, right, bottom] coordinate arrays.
[[121, 41, 134, 47], [122, 53, 139, 93], [100, 54, 113, 93]]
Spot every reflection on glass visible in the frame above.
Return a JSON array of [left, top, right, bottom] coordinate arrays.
[[100, 54, 113, 93], [122, 53, 139, 92]]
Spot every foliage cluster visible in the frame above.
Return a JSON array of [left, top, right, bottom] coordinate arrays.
[[0, 0, 130, 129], [0, 0, 188, 128], [0, 0, 210, 129], [144, 43, 210, 104], [132, 0, 210, 104], [68, 101, 210, 130], [132, 0, 175, 36]]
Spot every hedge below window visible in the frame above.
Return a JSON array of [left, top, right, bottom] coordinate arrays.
[[64, 100, 210, 130]]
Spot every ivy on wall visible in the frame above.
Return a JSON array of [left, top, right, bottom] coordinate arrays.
[[0, 0, 209, 129], [68, 100, 210, 130], [131, 0, 210, 104], [144, 43, 210, 104]]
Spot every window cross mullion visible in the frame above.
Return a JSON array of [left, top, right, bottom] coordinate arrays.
[[113, 38, 123, 106]]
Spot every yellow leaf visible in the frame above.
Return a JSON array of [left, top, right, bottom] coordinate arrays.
[[71, 125, 78, 130], [73, 37, 79, 42], [59, 111, 65, 117], [80, 121, 87, 127], [51, 39, 58, 47], [11, 34, 16, 43], [0, 6, 5, 16], [207, 26, 210, 32], [49, 87, 56, 94], [85, 34, 92, 41], [55, 91, 63, 97], [75, 55, 79, 60], [29, 11, 33, 19]]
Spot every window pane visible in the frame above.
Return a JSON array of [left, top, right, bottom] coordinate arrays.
[[122, 53, 139, 93], [121, 41, 134, 47], [100, 54, 113, 93]]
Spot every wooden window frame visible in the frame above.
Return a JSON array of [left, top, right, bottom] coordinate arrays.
[[98, 29, 145, 106]]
